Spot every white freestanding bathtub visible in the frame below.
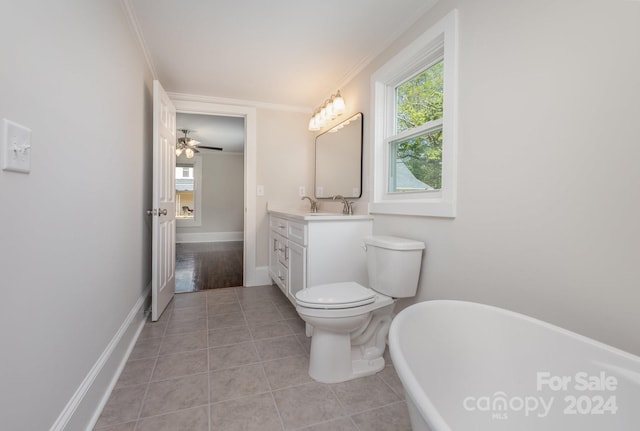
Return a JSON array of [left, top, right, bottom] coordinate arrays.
[[389, 300, 640, 431]]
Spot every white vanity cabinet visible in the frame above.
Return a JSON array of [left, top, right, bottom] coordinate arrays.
[[268, 216, 303, 299], [268, 211, 373, 305]]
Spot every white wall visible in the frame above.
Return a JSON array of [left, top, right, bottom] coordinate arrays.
[[256, 108, 315, 267], [1, 2, 637, 429], [177, 152, 244, 239], [342, 0, 640, 355], [0, 1, 153, 429]]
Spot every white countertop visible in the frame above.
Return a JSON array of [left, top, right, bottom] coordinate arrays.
[[268, 208, 373, 222]]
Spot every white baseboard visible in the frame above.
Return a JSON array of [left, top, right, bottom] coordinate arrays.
[[49, 285, 151, 431], [176, 231, 243, 243], [246, 265, 272, 287]]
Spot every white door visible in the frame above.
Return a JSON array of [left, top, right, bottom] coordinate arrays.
[[151, 80, 176, 321]]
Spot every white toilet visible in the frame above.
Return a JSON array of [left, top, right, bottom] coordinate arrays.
[[295, 235, 425, 383]]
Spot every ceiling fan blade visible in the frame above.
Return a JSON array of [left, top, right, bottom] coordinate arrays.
[[177, 130, 199, 147], [197, 145, 223, 151]]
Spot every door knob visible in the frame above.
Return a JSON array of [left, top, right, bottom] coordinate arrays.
[[146, 209, 167, 216]]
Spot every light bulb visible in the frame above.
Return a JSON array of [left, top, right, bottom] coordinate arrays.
[[325, 99, 334, 119], [320, 106, 327, 123], [308, 116, 320, 131], [185, 148, 194, 158], [176, 147, 183, 157], [333, 91, 346, 115]]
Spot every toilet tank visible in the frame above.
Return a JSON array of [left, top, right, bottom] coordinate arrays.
[[364, 236, 425, 298]]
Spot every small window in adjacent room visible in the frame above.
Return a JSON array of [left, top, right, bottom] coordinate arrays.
[[371, 10, 458, 217], [175, 158, 202, 227], [176, 165, 195, 219]]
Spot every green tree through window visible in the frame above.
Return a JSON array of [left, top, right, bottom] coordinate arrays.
[[392, 60, 444, 191]]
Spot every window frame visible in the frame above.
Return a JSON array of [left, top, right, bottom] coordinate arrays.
[[370, 9, 458, 217], [388, 120, 443, 193]]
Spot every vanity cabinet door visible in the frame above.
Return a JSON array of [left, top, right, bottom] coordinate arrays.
[[287, 241, 306, 302], [275, 261, 288, 294], [269, 230, 287, 294]]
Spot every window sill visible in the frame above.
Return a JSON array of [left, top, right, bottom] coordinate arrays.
[[176, 218, 202, 228], [369, 200, 455, 218]]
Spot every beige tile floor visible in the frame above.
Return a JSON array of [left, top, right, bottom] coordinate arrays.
[[94, 285, 411, 431]]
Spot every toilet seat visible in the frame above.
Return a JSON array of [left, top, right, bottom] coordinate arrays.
[[295, 282, 376, 309]]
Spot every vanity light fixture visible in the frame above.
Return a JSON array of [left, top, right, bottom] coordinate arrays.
[[308, 90, 346, 131]]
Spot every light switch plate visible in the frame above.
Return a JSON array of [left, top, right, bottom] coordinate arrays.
[[256, 185, 264, 196], [2, 119, 31, 173], [299, 186, 305, 197]]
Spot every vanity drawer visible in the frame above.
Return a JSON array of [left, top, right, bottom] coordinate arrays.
[[270, 217, 288, 237], [287, 221, 307, 246], [272, 233, 288, 267]]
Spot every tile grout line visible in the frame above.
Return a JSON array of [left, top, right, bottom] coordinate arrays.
[[262, 358, 287, 431], [238, 287, 289, 430], [326, 381, 353, 427], [255, 302, 288, 431], [135, 298, 211, 427], [103, 286, 411, 430], [349, 399, 409, 430], [128, 404, 210, 428], [131, 304, 169, 429], [142, 292, 212, 426], [378, 366, 405, 399]]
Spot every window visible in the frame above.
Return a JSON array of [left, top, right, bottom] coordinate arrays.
[[371, 10, 458, 217], [390, 60, 443, 193], [175, 158, 202, 227], [176, 165, 195, 219]]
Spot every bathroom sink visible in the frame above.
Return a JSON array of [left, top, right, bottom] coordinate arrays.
[[306, 212, 340, 216]]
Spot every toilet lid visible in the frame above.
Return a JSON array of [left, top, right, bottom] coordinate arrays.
[[295, 282, 377, 309]]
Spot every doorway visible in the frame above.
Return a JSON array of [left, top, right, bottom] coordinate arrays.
[[170, 96, 259, 288], [174, 112, 245, 292]]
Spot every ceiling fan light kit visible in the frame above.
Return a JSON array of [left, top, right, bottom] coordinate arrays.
[[176, 128, 222, 158]]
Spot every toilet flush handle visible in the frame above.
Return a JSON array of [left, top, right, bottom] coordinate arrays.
[[361, 244, 367, 252]]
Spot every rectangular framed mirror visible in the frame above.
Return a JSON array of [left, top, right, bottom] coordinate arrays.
[[314, 112, 363, 199]]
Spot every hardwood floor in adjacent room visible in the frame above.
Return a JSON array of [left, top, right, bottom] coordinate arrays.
[[176, 241, 243, 292]]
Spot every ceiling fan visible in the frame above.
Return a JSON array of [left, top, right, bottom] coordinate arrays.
[[176, 129, 222, 158]]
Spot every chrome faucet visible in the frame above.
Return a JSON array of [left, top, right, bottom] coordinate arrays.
[[332, 195, 354, 215], [301, 196, 318, 213]]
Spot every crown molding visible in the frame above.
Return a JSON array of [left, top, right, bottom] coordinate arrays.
[[120, 0, 158, 79], [331, 0, 438, 97], [168, 91, 312, 114]]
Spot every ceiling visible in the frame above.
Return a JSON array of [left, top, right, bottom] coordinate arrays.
[[127, 0, 437, 109], [176, 113, 245, 154]]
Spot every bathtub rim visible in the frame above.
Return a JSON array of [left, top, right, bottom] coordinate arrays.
[[388, 299, 640, 431]]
